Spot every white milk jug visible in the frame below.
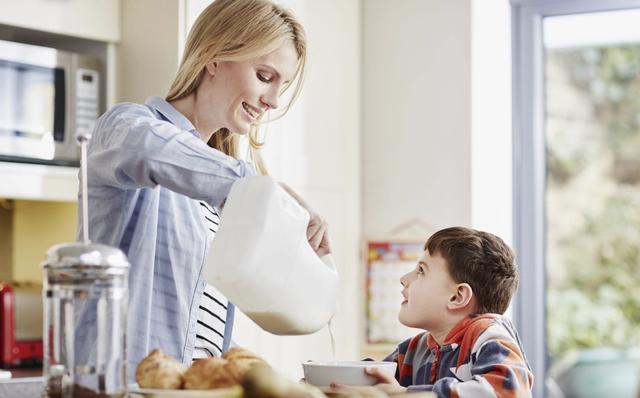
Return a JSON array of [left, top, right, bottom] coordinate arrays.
[[203, 176, 338, 335]]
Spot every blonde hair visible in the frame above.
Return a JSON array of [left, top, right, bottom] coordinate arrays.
[[166, 0, 307, 175]]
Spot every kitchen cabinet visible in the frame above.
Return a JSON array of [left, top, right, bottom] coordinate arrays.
[[0, 377, 42, 398], [0, 0, 120, 42], [0, 197, 77, 284], [0, 162, 78, 202], [0, 162, 77, 284]]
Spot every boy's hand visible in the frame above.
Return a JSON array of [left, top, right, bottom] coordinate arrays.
[[365, 367, 406, 394], [330, 368, 406, 395]]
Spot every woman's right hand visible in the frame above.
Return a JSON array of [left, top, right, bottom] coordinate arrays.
[[306, 211, 331, 256], [279, 182, 332, 256]]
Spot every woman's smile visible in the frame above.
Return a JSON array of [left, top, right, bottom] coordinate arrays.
[[242, 101, 261, 120]]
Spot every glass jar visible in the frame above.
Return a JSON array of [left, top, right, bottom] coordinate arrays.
[[42, 242, 129, 398]]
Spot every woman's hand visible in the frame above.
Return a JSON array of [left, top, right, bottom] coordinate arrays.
[[279, 182, 331, 256]]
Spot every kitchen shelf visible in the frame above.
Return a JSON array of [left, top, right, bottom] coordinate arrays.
[[0, 162, 78, 202]]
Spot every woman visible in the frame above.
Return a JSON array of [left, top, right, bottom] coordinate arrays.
[[78, 0, 329, 377]]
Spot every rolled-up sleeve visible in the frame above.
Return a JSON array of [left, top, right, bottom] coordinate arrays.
[[88, 103, 256, 207]]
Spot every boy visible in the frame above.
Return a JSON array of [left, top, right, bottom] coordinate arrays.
[[343, 227, 533, 397]]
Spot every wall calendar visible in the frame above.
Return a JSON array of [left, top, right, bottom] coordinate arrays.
[[365, 240, 425, 344]]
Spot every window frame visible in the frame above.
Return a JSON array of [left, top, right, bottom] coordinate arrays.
[[511, 0, 640, 396]]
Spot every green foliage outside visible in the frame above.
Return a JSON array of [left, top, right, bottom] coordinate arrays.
[[546, 45, 640, 360]]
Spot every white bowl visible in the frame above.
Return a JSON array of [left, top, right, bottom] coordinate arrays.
[[302, 361, 397, 387]]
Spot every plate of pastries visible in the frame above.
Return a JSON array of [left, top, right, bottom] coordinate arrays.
[[130, 346, 326, 398]]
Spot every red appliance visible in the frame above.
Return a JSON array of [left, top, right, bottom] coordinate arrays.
[[0, 282, 43, 366]]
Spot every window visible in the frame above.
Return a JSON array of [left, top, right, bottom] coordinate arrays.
[[512, 1, 640, 397]]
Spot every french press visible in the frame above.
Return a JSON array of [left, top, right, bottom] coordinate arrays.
[[41, 133, 129, 397]]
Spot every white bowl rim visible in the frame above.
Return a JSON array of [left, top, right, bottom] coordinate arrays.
[[303, 361, 395, 367]]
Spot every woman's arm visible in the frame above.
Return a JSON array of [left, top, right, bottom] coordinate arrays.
[[89, 103, 255, 207]]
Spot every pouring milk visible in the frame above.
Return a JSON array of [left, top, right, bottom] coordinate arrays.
[[203, 176, 338, 335]]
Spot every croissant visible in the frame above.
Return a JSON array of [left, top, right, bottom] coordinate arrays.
[[184, 348, 269, 390], [135, 348, 187, 389], [223, 347, 268, 378], [137, 347, 269, 390], [183, 357, 238, 389], [222, 347, 264, 361]]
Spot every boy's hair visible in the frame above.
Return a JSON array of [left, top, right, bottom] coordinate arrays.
[[425, 226, 518, 314]]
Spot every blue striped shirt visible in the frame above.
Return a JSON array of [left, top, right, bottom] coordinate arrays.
[[76, 96, 256, 381]]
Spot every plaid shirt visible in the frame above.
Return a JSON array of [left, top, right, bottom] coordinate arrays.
[[384, 314, 533, 398]]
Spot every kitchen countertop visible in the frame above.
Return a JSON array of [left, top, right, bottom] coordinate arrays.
[[0, 376, 43, 398], [4, 366, 42, 378], [0, 366, 43, 397]]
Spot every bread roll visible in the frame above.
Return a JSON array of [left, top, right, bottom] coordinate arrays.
[[184, 357, 239, 389], [135, 348, 187, 389], [223, 347, 268, 379], [137, 346, 269, 390], [184, 348, 268, 390], [222, 347, 264, 362]]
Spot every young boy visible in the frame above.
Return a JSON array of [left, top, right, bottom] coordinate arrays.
[[358, 227, 533, 397]]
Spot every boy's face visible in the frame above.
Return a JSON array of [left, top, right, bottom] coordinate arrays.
[[398, 250, 459, 330]]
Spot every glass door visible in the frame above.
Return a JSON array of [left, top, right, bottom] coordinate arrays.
[[512, 1, 640, 397], [543, 10, 640, 398]]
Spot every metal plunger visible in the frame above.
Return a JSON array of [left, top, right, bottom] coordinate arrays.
[[76, 131, 92, 244]]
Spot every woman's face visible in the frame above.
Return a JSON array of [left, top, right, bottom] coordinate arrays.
[[198, 39, 299, 135]]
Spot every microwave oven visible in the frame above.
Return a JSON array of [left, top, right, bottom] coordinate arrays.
[[0, 40, 101, 166]]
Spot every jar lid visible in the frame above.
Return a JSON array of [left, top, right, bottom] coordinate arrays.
[[42, 242, 129, 270]]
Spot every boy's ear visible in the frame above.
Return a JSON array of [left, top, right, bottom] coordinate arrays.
[[448, 283, 474, 310], [205, 61, 218, 76]]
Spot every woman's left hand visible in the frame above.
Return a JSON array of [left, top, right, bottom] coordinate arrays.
[[306, 212, 331, 256], [279, 182, 332, 256]]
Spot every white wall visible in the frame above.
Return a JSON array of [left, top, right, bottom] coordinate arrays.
[[470, 0, 512, 243], [363, 0, 472, 236], [118, 0, 183, 103], [363, 0, 512, 240]]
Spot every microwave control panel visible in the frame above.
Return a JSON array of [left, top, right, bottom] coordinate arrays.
[[75, 68, 100, 138]]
